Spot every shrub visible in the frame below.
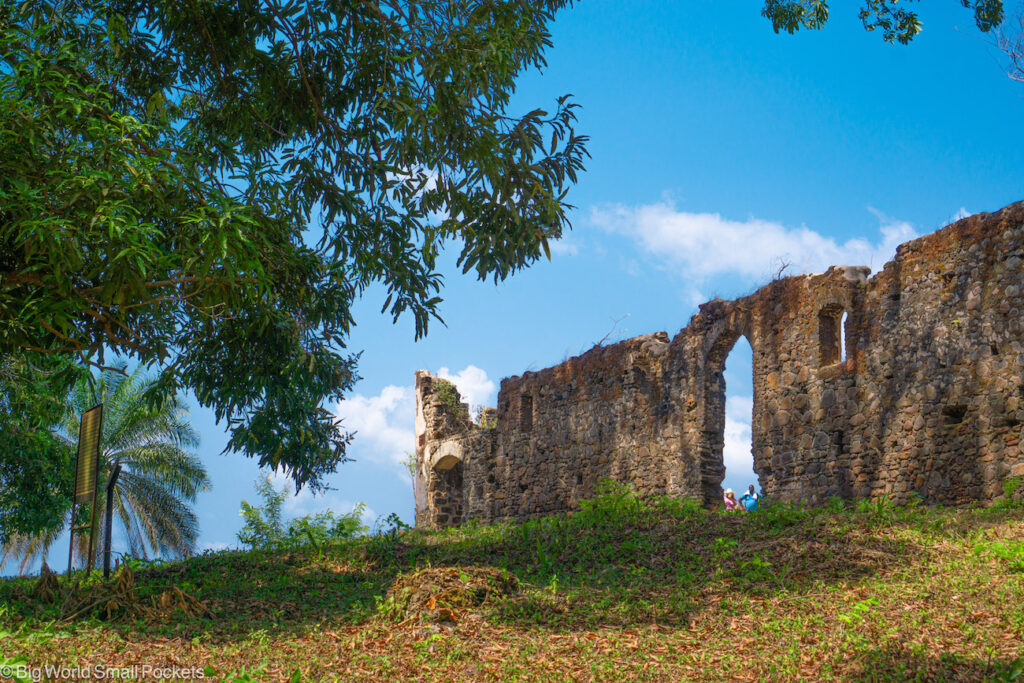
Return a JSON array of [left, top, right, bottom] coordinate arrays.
[[1004, 476, 1023, 504], [237, 473, 367, 551], [754, 499, 814, 531], [472, 405, 497, 429], [434, 379, 469, 421], [575, 480, 650, 527]]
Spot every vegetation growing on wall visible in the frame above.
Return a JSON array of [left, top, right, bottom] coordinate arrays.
[[473, 406, 498, 429], [434, 379, 470, 423]]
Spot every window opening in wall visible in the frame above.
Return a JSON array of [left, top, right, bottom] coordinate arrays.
[[520, 394, 533, 432], [840, 311, 849, 362], [818, 305, 850, 366], [720, 336, 757, 499]]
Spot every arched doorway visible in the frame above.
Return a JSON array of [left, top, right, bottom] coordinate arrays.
[[721, 336, 756, 497], [698, 323, 758, 506]]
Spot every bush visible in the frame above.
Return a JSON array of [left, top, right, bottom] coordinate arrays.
[[575, 480, 650, 527], [754, 499, 814, 531], [237, 473, 367, 551], [472, 405, 497, 429], [1002, 476, 1024, 507], [434, 379, 470, 422]]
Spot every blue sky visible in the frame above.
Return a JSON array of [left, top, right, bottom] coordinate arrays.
[[9, 1, 1024, 573]]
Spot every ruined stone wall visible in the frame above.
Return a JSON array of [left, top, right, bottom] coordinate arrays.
[[415, 201, 1024, 527]]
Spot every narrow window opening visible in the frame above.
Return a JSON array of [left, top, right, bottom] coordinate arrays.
[[990, 343, 1000, 356], [840, 312, 849, 362], [520, 394, 533, 432]]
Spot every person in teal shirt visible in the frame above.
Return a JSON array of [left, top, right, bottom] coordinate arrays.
[[740, 485, 760, 512]]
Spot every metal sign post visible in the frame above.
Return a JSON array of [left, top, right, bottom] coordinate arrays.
[[102, 461, 122, 579], [67, 404, 103, 574]]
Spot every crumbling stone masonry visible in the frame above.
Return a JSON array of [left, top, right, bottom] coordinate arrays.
[[414, 202, 1024, 528]]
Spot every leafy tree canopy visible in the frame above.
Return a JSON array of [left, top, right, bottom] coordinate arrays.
[[4, 0, 995, 511], [761, 0, 1005, 44], [0, 355, 84, 543], [0, 0, 588, 492]]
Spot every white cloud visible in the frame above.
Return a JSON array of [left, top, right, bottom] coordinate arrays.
[[591, 201, 918, 280], [950, 206, 971, 223], [386, 167, 439, 195], [385, 168, 449, 223], [622, 257, 644, 278], [201, 541, 231, 552], [549, 238, 580, 257], [437, 365, 496, 408], [335, 385, 416, 471], [283, 489, 374, 523], [726, 395, 753, 423], [682, 286, 708, 308]]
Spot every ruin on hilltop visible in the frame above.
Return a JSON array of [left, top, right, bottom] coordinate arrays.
[[414, 201, 1024, 528]]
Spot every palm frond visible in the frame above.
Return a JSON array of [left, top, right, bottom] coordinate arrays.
[[114, 493, 148, 559], [115, 472, 199, 558], [117, 444, 211, 501], [1, 525, 60, 575]]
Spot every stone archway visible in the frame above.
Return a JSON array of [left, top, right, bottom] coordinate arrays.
[[429, 438, 463, 471], [423, 437, 466, 527], [696, 313, 758, 506]]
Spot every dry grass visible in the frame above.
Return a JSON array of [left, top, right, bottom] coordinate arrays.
[[0, 489, 1022, 681]]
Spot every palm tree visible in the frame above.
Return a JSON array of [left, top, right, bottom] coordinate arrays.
[[1, 362, 210, 572]]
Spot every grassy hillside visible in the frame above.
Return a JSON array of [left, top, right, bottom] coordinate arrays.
[[1, 485, 1022, 681]]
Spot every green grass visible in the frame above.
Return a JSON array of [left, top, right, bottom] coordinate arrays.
[[1, 486, 1022, 681]]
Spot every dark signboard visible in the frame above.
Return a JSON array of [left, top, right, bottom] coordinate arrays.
[[73, 405, 103, 504]]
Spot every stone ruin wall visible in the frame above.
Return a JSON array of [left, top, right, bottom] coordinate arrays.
[[414, 201, 1024, 528]]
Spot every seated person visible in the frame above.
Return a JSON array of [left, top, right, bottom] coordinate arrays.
[[740, 484, 760, 512], [723, 488, 741, 511]]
